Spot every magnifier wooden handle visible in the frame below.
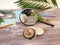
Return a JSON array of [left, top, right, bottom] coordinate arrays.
[[39, 21, 54, 27]]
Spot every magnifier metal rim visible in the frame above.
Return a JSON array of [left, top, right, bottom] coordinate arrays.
[[19, 8, 38, 26]]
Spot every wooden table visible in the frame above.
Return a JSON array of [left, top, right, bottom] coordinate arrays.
[[0, 8, 60, 45]]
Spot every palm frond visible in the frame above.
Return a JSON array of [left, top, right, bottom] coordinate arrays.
[[0, 18, 4, 24], [0, 10, 15, 24], [37, 0, 48, 3], [51, 0, 57, 7], [0, 10, 15, 15], [15, 0, 53, 10]]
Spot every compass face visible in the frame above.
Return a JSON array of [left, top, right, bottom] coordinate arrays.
[[23, 28, 35, 39]]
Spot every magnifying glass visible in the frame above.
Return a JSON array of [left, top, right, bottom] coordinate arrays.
[[19, 8, 54, 27]]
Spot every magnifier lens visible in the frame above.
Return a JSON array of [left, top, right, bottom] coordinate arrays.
[[19, 9, 38, 26]]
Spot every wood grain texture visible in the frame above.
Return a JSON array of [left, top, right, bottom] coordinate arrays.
[[0, 8, 60, 45]]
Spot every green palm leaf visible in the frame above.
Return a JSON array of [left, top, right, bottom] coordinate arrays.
[[0, 18, 4, 24], [0, 10, 15, 24], [0, 10, 15, 15], [15, 0, 58, 9], [16, 0, 52, 9], [37, 0, 48, 3], [51, 0, 57, 7]]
